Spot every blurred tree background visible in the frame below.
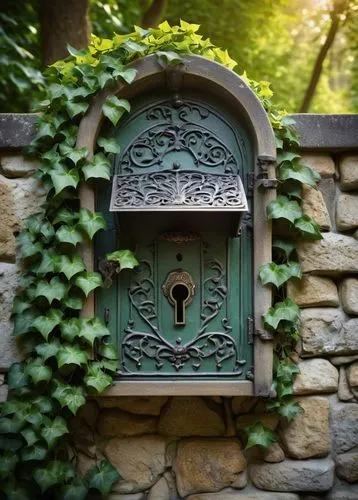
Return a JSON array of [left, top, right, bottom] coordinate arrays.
[[0, 0, 357, 113]]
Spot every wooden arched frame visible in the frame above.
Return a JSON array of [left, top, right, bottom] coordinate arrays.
[[76, 55, 277, 396]]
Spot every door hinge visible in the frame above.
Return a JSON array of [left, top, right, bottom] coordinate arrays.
[[247, 316, 274, 344], [104, 308, 110, 326], [246, 171, 277, 196]]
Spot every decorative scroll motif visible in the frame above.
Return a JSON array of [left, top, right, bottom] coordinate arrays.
[[121, 257, 246, 374], [120, 102, 240, 174], [110, 171, 248, 211], [157, 231, 200, 244]]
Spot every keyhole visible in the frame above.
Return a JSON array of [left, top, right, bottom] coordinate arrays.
[[171, 284, 189, 326]]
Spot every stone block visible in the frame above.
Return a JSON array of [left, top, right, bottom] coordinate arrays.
[[175, 438, 246, 497], [279, 396, 330, 459], [105, 435, 167, 493], [300, 308, 358, 357], [287, 276, 338, 308], [147, 477, 170, 500], [249, 458, 335, 492], [341, 278, 358, 315], [0, 384, 8, 403], [338, 366, 354, 402], [0, 180, 18, 262], [336, 451, 358, 483], [158, 397, 225, 436], [340, 155, 358, 190], [0, 263, 20, 323], [347, 362, 358, 389], [297, 233, 358, 275], [97, 408, 157, 437], [108, 494, 145, 500], [263, 442, 285, 463], [331, 400, 358, 453], [0, 321, 22, 370], [187, 489, 299, 499], [330, 354, 358, 365], [96, 396, 168, 415], [337, 193, 358, 231], [236, 413, 279, 433], [231, 397, 256, 414], [301, 154, 335, 178], [0, 154, 39, 178], [302, 185, 331, 230], [293, 358, 338, 394]]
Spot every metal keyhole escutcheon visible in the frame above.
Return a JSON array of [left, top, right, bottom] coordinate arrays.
[[163, 270, 195, 326]]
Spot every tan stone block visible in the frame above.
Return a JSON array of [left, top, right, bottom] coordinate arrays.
[[147, 477, 170, 500], [347, 362, 358, 389], [301, 154, 335, 178], [264, 442, 285, 463], [97, 408, 157, 437], [0, 154, 39, 178], [302, 185, 331, 230], [293, 358, 338, 395], [231, 397, 256, 415], [337, 193, 358, 231], [338, 366, 354, 402], [297, 233, 358, 275], [336, 451, 358, 483], [341, 278, 358, 315], [187, 490, 300, 500], [287, 276, 338, 308], [158, 397, 225, 437], [340, 155, 358, 190], [106, 435, 167, 493], [96, 396, 168, 415], [0, 384, 8, 403], [279, 396, 330, 459], [175, 438, 246, 497], [0, 181, 18, 262], [0, 264, 20, 323]]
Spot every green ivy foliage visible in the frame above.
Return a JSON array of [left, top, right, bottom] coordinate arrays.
[[0, 20, 321, 497]]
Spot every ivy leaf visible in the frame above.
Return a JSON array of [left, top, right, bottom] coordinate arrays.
[[114, 68, 137, 84], [32, 395, 55, 414], [82, 153, 111, 181], [7, 363, 27, 390], [98, 343, 119, 360], [80, 318, 110, 346], [33, 309, 63, 340], [103, 95, 130, 126], [21, 427, 39, 446], [21, 444, 47, 462], [277, 401, 304, 422], [276, 358, 300, 384], [35, 276, 67, 304], [74, 272, 103, 297], [59, 477, 88, 500], [41, 416, 68, 448], [84, 362, 113, 392], [34, 460, 75, 492], [56, 225, 84, 246], [266, 195, 302, 224], [0, 451, 19, 479], [100, 359, 119, 372], [78, 208, 107, 239], [63, 295, 84, 310], [60, 318, 82, 342], [52, 381, 86, 415], [294, 215, 322, 240], [59, 144, 88, 165], [24, 408, 44, 428], [65, 100, 89, 118], [53, 208, 78, 226], [17, 232, 43, 258], [281, 179, 302, 200], [260, 262, 302, 288], [279, 163, 320, 188], [25, 358, 52, 384], [13, 308, 37, 335], [56, 344, 88, 369], [277, 151, 301, 165], [36, 340, 61, 360], [263, 297, 300, 331], [85, 460, 121, 496], [12, 296, 31, 314], [106, 249, 139, 270], [273, 379, 295, 399], [156, 50, 182, 66], [0, 435, 23, 452], [36, 249, 60, 275], [59, 254, 85, 280], [273, 238, 296, 260], [0, 416, 24, 433], [50, 164, 80, 195], [245, 422, 278, 449], [97, 136, 121, 154]]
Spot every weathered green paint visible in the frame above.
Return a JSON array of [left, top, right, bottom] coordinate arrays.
[[95, 89, 253, 380]]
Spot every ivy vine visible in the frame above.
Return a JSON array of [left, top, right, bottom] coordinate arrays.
[[0, 20, 322, 497]]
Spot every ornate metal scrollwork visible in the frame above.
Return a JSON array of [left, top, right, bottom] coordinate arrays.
[[110, 170, 248, 211], [121, 255, 246, 375]]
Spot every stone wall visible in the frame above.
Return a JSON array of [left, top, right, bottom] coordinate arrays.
[[1, 115, 358, 499]]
